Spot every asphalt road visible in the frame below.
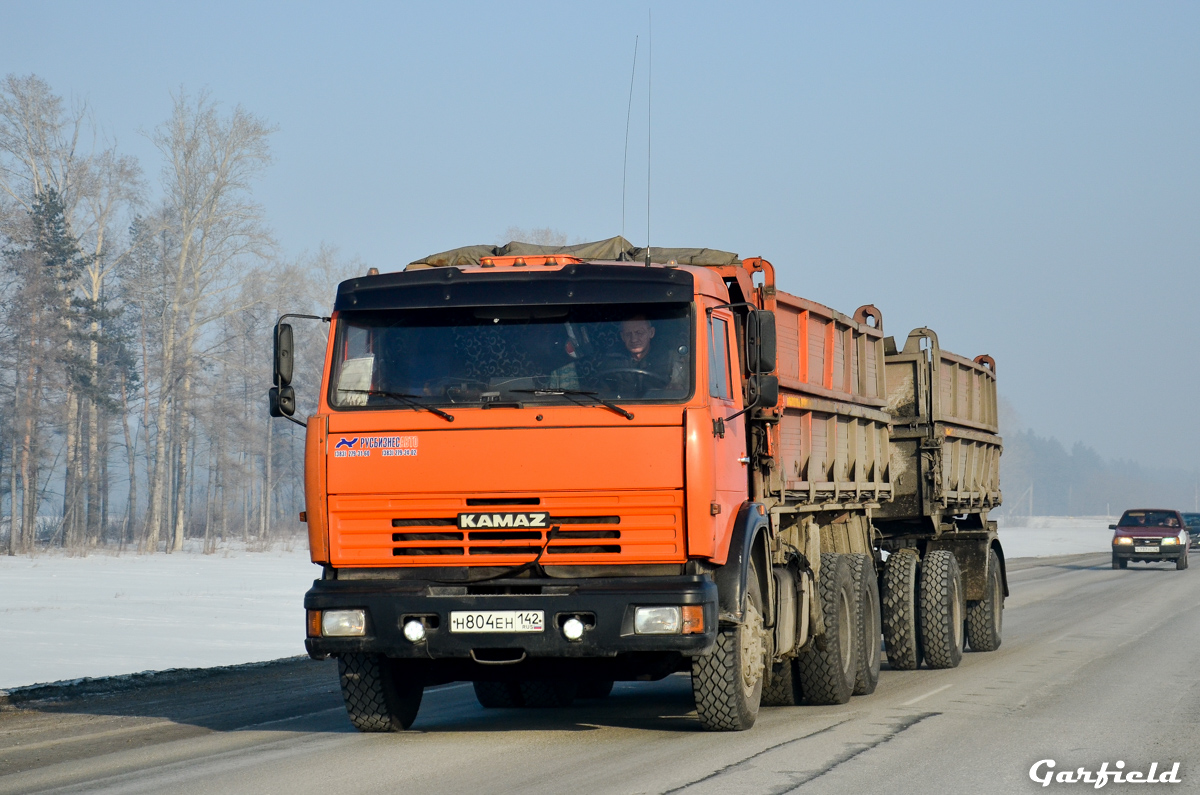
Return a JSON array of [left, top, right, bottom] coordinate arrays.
[[2, 552, 1197, 794]]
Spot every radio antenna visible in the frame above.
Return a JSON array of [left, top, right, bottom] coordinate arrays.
[[645, 10, 652, 267], [621, 36, 638, 242]]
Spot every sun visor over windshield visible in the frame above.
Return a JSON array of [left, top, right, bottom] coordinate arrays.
[[334, 263, 695, 312]]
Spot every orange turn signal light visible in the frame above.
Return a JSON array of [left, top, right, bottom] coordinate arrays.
[[307, 610, 322, 638], [682, 605, 705, 634]]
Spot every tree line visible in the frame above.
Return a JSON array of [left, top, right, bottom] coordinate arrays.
[[0, 74, 355, 555]]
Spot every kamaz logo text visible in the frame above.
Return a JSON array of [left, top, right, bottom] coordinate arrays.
[[458, 512, 550, 529]]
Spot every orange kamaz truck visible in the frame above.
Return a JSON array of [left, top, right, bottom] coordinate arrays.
[[270, 237, 1006, 732]]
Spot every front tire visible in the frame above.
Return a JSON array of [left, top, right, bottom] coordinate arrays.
[[692, 558, 767, 731], [882, 549, 922, 670], [796, 553, 858, 705], [966, 549, 1003, 652], [519, 679, 577, 707], [337, 653, 423, 732], [473, 681, 523, 708], [920, 550, 965, 669], [1177, 550, 1188, 570]]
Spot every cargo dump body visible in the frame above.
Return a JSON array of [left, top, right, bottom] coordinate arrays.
[[874, 327, 1006, 607], [273, 237, 1006, 735]]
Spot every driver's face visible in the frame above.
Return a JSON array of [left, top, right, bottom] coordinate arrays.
[[620, 319, 655, 360]]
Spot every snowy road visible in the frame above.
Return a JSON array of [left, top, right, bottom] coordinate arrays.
[[2, 551, 1197, 794]]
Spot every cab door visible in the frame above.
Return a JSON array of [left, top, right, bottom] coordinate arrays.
[[708, 310, 749, 517]]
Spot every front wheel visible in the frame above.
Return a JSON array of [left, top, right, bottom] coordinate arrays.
[[1177, 550, 1189, 571], [692, 558, 766, 731], [337, 653, 423, 732]]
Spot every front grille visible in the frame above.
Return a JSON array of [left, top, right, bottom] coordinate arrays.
[[329, 491, 684, 566]]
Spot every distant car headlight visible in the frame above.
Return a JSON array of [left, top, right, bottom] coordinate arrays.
[[1114, 537, 1133, 545], [1162, 537, 1178, 546]]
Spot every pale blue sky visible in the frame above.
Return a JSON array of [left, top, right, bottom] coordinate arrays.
[[5, 1, 1199, 469]]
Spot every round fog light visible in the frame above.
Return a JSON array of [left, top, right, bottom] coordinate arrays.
[[403, 619, 426, 643], [562, 617, 585, 642]]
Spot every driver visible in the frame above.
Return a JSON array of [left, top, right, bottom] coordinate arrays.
[[601, 316, 687, 396]]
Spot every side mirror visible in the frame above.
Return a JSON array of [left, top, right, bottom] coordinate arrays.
[[746, 310, 776, 374], [269, 385, 296, 417], [274, 323, 294, 387], [747, 374, 779, 409], [1108, 524, 1117, 530]]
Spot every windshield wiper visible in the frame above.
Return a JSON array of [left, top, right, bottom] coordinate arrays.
[[340, 389, 455, 422], [511, 389, 634, 421]]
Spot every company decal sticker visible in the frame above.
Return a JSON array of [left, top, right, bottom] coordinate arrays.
[[333, 435, 418, 458]]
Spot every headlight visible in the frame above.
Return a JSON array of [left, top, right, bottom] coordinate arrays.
[[322, 609, 367, 637], [1162, 537, 1178, 546], [1114, 537, 1133, 545], [634, 606, 681, 634]]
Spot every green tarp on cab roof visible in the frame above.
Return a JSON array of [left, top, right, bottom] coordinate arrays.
[[408, 235, 741, 269]]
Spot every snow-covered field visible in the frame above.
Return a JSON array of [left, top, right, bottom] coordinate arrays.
[[0, 518, 1117, 691]]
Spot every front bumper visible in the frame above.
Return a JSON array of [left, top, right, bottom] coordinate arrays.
[[304, 574, 718, 660], [1113, 545, 1185, 562]]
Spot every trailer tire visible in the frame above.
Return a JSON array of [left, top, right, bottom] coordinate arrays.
[[691, 557, 766, 731], [337, 653, 423, 732], [796, 553, 858, 705], [473, 681, 523, 708], [519, 679, 577, 707], [882, 549, 922, 670], [761, 659, 802, 706], [577, 679, 615, 699], [966, 549, 1004, 652], [920, 550, 965, 669], [848, 553, 881, 695]]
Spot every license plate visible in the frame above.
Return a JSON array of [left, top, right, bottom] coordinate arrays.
[[1134, 546, 1158, 553], [449, 610, 544, 633]]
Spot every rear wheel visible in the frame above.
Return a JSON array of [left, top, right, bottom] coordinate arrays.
[[761, 659, 802, 706], [337, 653, 423, 732], [473, 680, 523, 708], [882, 549, 922, 670], [920, 550, 965, 669], [519, 679, 577, 707], [796, 553, 858, 705], [847, 553, 881, 695], [966, 549, 1003, 652], [692, 557, 767, 731], [577, 679, 615, 699]]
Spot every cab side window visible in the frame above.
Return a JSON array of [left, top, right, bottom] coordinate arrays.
[[709, 316, 731, 400]]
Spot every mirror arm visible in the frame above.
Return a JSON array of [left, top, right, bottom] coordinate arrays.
[[281, 414, 307, 429]]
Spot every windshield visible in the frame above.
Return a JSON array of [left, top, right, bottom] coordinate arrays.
[[1183, 513, 1200, 528], [1117, 510, 1180, 528], [328, 303, 694, 409]]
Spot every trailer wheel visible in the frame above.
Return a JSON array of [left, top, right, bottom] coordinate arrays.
[[519, 679, 577, 707], [473, 681, 523, 708], [920, 550, 965, 669], [848, 553, 881, 695], [796, 553, 858, 705], [761, 659, 802, 706], [577, 679, 615, 699], [966, 549, 1003, 652], [691, 557, 766, 730], [337, 653, 423, 731], [882, 549, 922, 670]]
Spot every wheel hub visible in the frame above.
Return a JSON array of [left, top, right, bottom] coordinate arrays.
[[740, 601, 766, 694]]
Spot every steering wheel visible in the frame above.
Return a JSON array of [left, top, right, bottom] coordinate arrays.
[[598, 367, 671, 388]]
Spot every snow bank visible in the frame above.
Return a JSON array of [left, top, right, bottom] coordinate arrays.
[[0, 518, 1120, 690], [996, 516, 1116, 558], [0, 543, 319, 690]]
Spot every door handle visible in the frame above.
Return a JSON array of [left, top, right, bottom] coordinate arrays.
[[738, 456, 750, 465]]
